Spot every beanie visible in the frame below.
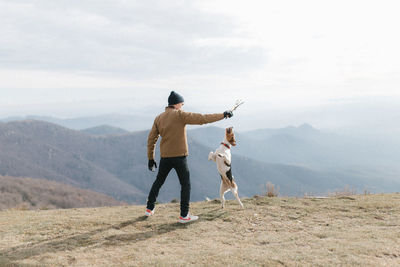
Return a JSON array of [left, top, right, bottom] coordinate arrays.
[[168, 91, 185, 105]]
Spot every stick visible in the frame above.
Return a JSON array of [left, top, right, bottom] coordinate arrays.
[[230, 99, 245, 112]]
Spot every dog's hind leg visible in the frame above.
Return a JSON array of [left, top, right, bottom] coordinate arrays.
[[219, 180, 231, 209], [232, 183, 244, 209], [219, 181, 226, 209]]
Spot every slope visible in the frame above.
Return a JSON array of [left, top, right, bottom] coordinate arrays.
[[0, 194, 399, 266], [0, 175, 123, 210], [0, 120, 145, 203]]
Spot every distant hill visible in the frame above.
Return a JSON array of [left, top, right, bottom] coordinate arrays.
[[0, 175, 123, 210], [0, 120, 146, 203], [1, 120, 399, 205], [81, 125, 130, 136], [1, 114, 155, 131]]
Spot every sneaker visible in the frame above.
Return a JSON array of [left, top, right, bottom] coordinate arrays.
[[145, 208, 155, 216], [179, 214, 199, 224]]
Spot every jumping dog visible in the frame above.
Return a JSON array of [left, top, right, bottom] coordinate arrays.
[[208, 127, 244, 209]]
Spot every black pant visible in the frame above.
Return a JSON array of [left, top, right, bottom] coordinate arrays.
[[146, 156, 191, 217]]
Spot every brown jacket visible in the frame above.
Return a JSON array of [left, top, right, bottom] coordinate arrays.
[[147, 107, 224, 159]]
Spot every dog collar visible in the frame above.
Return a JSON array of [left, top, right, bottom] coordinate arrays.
[[221, 142, 231, 149]]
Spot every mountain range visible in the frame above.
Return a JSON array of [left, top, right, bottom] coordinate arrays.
[[1, 119, 399, 205]]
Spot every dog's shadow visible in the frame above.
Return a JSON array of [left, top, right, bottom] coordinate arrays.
[[198, 207, 229, 221]]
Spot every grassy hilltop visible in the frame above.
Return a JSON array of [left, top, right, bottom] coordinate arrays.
[[1, 194, 400, 266]]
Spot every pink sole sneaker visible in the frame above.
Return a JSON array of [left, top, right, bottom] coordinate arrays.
[[179, 214, 199, 223], [145, 208, 154, 216]]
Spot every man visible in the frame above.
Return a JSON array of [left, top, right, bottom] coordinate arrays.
[[146, 91, 233, 223]]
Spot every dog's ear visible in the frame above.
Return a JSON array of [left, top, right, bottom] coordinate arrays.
[[226, 127, 233, 134]]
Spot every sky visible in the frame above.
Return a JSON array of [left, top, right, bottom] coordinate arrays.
[[1, 0, 399, 130]]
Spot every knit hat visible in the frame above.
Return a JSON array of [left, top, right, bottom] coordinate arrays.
[[168, 91, 185, 105]]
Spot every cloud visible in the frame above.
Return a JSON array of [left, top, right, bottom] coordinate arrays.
[[1, 0, 399, 129], [0, 0, 266, 78]]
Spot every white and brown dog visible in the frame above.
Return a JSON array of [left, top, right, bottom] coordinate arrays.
[[208, 127, 244, 209]]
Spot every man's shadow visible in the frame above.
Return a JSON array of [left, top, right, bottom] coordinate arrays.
[[0, 207, 226, 264], [104, 207, 226, 245], [0, 215, 147, 264]]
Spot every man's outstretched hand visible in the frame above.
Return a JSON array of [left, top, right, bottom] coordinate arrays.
[[223, 111, 233, 118], [148, 159, 157, 171]]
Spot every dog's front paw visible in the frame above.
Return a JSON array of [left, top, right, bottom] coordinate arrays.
[[208, 151, 214, 161]]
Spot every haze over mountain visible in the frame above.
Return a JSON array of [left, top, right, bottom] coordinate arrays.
[[81, 125, 130, 136], [1, 114, 155, 131], [3, 96, 399, 137], [188, 125, 400, 171]]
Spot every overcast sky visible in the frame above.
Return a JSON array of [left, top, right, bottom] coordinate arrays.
[[1, 0, 399, 129]]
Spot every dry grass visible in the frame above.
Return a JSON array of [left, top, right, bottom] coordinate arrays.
[[265, 181, 279, 197], [1, 194, 400, 266], [0, 175, 123, 210], [330, 185, 358, 197]]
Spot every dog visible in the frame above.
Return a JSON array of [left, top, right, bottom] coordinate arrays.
[[208, 127, 244, 209]]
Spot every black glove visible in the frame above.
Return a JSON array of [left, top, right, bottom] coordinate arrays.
[[223, 111, 233, 119], [148, 159, 157, 171]]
